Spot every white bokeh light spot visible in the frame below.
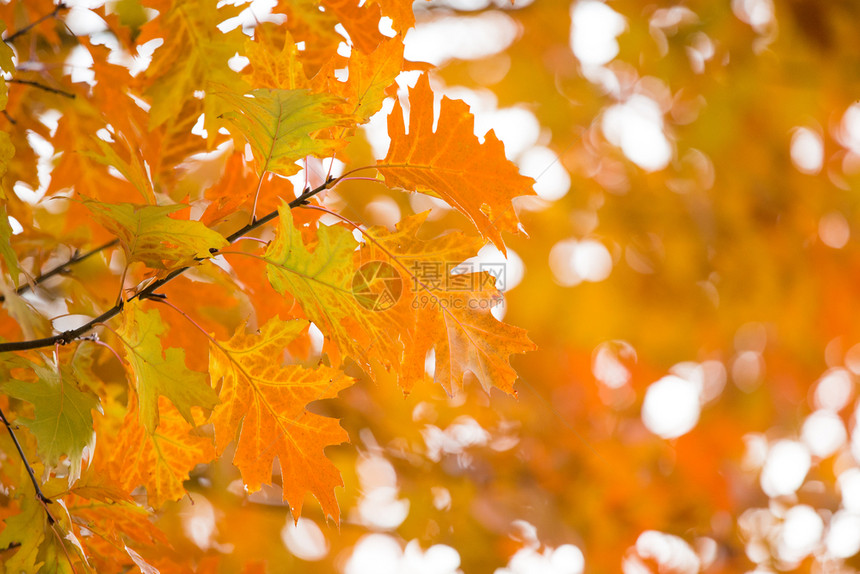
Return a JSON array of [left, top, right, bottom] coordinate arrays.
[[819, 212, 850, 249], [602, 95, 672, 171], [814, 368, 854, 411], [777, 505, 823, 563], [281, 517, 329, 561], [569, 1, 626, 68], [760, 440, 811, 498], [826, 510, 860, 559], [641, 375, 701, 439], [802, 410, 847, 458], [518, 146, 571, 201], [790, 127, 823, 174]]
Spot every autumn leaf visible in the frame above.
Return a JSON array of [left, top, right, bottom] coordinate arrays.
[[139, 0, 247, 131], [360, 213, 536, 394], [215, 87, 354, 177], [377, 74, 535, 253], [209, 317, 354, 520], [50, 471, 170, 573], [83, 200, 228, 271], [264, 202, 403, 371], [103, 396, 215, 508], [243, 33, 309, 91], [116, 300, 219, 432], [0, 359, 100, 482], [83, 137, 156, 205], [0, 494, 48, 574], [320, 0, 385, 55], [316, 37, 404, 124]]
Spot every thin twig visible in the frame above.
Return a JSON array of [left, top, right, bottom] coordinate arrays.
[[0, 405, 55, 521], [0, 239, 119, 303], [7, 78, 75, 99], [0, 177, 338, 354], [4, 3, 69, 43]]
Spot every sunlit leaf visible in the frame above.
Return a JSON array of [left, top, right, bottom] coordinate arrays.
[[209, 317, 354, 521], [84, 200, 228, 271], [117, 300, 219, 432], [378, 74, 535, 253]]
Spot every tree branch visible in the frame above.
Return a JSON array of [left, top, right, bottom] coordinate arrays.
[[0, 239, 119, 303], [0, 178, 336, 354], [7, 78, 75, 99], [0, 404, 55, 522], [4, 3, 69, 43]]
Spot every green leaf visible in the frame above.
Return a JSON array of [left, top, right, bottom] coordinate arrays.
[[83, 200, 228, 271], [117, 300, 219, 432], [216, 88, 353, 176], [1, 360, 100, 483], [264, 203, 401, 370]]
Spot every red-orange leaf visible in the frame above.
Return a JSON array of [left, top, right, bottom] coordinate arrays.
[[208, 317, 354, 521], [377, 74, 535, 253]]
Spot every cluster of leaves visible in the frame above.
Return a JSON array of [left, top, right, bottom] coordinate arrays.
[[0, 0, 538, 571]]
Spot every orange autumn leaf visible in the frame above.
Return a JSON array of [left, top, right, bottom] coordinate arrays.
[[102, 397, 215, 508], [377, 74, 536, 253], [208, 317, 354, 521], [316, 37, 404, 125], [359, 213, 536, 394]]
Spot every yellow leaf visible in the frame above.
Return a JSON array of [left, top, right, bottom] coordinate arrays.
[[117, 300, 219, 432], [84, 200, 228, 271], [216, 87, 354, 177], [264, 203, 403, 371]]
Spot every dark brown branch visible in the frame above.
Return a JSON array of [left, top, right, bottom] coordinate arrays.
[[0, 404, 55, 522], [7, 78, 75, 99], [0, 239, 119, 303], [4, 3, 68, 43], [0, 179, 335, 354]]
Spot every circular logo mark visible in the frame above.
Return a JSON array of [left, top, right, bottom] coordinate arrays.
[[351, 261, 403, 312]]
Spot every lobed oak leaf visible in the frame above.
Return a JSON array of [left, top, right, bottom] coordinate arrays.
[[264, 203, 403, 371], [139, 0, 248, 132], [360, 213, 536, 394], [368, 0, 416, 33], [117, 300, 219, 432], [320, 0, 385, 55], [83, 137, 157, 205], [208, 317, 354, 521], [0, 359, 100, 483], [83, 200, 228, 271], [215, 87, 355, 177], [377, 74, 536, 254], [60, 472, 173, 572], [0, 493, 48, 573], [316, 37, 404, 125], [243, 32, 310, 91], [104, 396, 215, 509]]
